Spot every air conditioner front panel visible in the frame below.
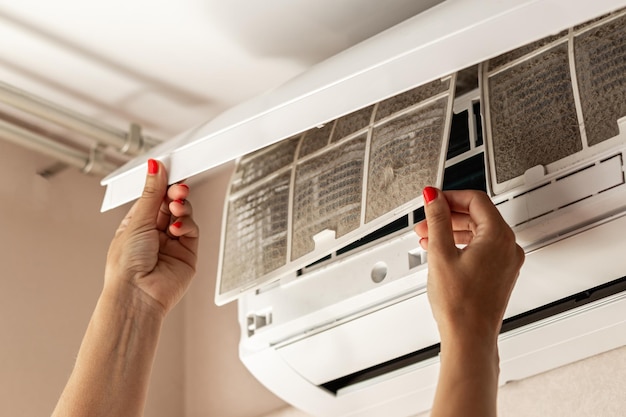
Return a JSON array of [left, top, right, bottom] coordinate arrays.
[[276, 292, 438, 386]]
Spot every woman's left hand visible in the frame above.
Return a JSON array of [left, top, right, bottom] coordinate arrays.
[[104, 159, 199, 316]]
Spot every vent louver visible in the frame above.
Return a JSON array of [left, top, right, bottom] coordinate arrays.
[[217, 77, 455, 304]]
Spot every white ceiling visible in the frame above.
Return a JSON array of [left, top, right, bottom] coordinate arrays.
[[0, 0, 443, 143]]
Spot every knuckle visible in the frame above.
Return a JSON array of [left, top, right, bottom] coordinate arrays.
[[142, 182, 159, 198], [427, 207, 449, 225]]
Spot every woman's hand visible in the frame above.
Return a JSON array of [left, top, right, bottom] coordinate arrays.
[[414, 187, 525, 417], [104, 159, 199, 317], [414, 187, 524, 340]]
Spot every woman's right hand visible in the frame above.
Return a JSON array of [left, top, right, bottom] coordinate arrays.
[[414, 188, 525, 341]]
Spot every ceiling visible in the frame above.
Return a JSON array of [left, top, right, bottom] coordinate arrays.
[[0, 0, 444, 146]]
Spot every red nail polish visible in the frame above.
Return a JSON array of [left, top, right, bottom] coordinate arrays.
[[148, 159, 159, 175], [179, 183, 189, 190], [172, 221, 183, 228], [174, 199, 185, 205], [423, 186, 437, 204]]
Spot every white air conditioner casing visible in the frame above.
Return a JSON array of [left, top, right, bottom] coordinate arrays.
[[234, 4, 626, 417], [99, 1, 626, 416]]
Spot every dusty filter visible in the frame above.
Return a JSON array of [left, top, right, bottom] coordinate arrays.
[[482, 9, 626, 194], [217, 77, 455, 302]]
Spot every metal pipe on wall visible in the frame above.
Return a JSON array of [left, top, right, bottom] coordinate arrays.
[[0, 119, 117, 176], [0, 80, 150, 156]]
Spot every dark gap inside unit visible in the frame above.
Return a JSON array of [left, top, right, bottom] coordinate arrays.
[[446, 110, 471, 159], [443, 153, 487, 192], [297, 254, 333, 275], [473, 101, 484, 146], [413, 206, 425, 224], [320, 275, 626, 395], [320, 344, 441, 395]]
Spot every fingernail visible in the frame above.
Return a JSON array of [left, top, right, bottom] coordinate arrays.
[[423, 186, 438, 204], [148, 159, 159, 175], [174, 199, 185, 205], [179, 183, 189, 190], [172, 221, 183, 228]]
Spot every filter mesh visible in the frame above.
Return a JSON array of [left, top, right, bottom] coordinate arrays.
[[292, 135, 367, 260], [332, 106, 374, 142], [375, 78, 450, 121], [231, 136, 300, 193], [218, 77, 453, 301], [220, 173, 291, 294], [488, 44, 582, 184], [574, 13, 626, 146], [299, 122, 334, 158], [366, 98, 448, 222], [487, 32, 568, 71]]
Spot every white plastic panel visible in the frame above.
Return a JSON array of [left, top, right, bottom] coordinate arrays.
[[496, 152, 625, 227], [277, 294, 438, 386], [100, 0, 626, 212]]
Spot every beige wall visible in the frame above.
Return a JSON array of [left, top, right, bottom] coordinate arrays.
[[182, 163, 288, 417], [496, 344, 626, 417], [0, 142, 184, 417]]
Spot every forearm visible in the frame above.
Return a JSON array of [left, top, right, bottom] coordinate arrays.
[[52, 284, 164, 417], [431, 330, 500, 417]]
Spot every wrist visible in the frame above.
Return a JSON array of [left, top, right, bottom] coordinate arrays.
[[438, 324, 500, 373], [100, 279, 167, 323]]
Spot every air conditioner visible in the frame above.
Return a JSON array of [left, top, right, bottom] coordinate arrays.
[[100, 1, 626, 416]]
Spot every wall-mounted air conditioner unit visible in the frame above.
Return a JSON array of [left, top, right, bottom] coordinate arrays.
[[100, 1, 626, 416]]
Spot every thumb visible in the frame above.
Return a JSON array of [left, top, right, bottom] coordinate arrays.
[[423, 186, 456, 258], [130, 159, 167, 231]]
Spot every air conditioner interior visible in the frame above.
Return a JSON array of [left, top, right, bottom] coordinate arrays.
[[220, 7, 626, 305]]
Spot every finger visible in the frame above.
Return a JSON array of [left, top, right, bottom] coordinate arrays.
[[169, 216, 200, 258], [156, 199, 173, 232], [157, 183, 190, 231], [418, 231, 473, 250], [169, 216, 199, 238], [167, 183, 190, 201], [130, 159, 168, 232], [422, 186, 457, 258], [441, 190, 507, 233], [414, 212, 474, 238], [169, 198, 193, 218]]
